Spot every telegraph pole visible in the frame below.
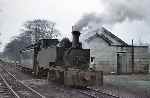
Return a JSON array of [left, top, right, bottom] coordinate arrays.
[[131, 39, 134, 73], [33, 28, 39, 76]]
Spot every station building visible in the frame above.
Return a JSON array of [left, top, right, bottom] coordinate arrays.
[[81, 27, 150, 74]]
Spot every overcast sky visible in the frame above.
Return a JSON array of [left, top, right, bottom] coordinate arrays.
[[0, 0, 150, 51]]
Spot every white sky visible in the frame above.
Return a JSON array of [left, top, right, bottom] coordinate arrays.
[[0, 0, 150, 51], [0, 0, 103, 51]]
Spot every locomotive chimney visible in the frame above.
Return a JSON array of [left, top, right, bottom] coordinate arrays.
[[72, 30, 81, 48]]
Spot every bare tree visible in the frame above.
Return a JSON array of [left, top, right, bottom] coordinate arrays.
[[23, 19, 60, 43], [3, 32, 32, 62], [3, 19, 60, 63]]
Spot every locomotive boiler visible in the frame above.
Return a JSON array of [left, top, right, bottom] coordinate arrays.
[[20, 30, 103, 87]]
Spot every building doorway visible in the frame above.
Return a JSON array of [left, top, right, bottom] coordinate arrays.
[[117, 52, 127, 74]]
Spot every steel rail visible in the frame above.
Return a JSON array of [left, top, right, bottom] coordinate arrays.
[[0, 65, 46, 98], [87, 87, 119, 98], [78, 90, 98, 98], [0, 74, 20, 98]]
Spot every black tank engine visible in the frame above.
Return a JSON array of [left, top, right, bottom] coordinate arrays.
[[20, 30, 103, 87]]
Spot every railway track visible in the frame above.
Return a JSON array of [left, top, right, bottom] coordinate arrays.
[[16, 63, 120, 98], [78, 87, 119, 98], [16, 64, 119, 98], [0, 65, 45, 98], [0, 74, 18, 98], [16, 64, 33, 74]]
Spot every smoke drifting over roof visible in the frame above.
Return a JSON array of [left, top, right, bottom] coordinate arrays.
[[75, 0, 149, 31]]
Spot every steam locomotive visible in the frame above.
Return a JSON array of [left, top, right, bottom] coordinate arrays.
[[20, 30, 103, 87]]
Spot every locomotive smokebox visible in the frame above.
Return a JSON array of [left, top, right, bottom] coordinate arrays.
[[72, 31, 81, 48]]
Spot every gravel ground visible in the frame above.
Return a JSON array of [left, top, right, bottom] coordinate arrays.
[[1, 62, 149, 98], [22, 79, 89, 98], [103, 75, 150, 98]]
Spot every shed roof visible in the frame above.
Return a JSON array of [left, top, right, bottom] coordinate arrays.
[[86, 33, 113, 45], [101, 27, 128, 46], [86, 27, 128, 46]]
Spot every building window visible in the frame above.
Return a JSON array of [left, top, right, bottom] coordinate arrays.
[[91, 57, 95, 62]]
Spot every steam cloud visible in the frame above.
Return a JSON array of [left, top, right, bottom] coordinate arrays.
[[75, 0, 149, 31]]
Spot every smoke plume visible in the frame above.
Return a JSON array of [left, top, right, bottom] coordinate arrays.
[[75, 0, 149, 31]]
